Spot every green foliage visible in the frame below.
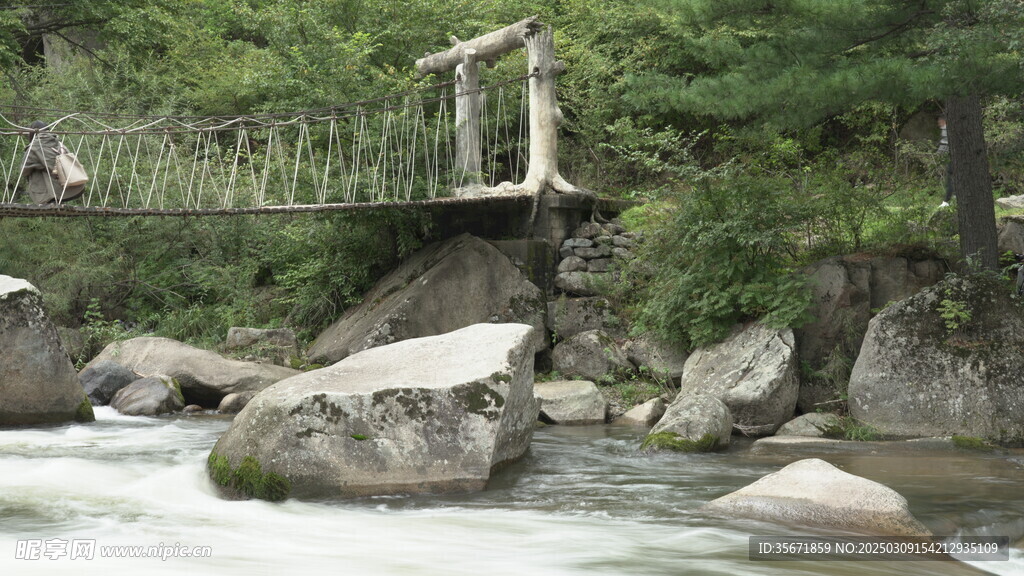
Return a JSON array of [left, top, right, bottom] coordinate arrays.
[[534, 371, 564, 383], [613, 379, 664, 408], [628, 0, 1024, 128], [75, 397, 96, 423], [951, 435, 996, 452], [640, 432, 718, 453], [630, 172, 813, 348], [79, 298, 140, 365], [821, 417, 882, 442], [0, 210, 425, 353], [938, 290, 972, 334]]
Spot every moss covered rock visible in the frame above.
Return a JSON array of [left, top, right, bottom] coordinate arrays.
[[849, 274, 1024, 445], [209, 323, 538, 500], [642, 393, 732, 453]]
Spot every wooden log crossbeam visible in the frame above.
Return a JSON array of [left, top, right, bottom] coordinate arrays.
[[415, 16, 543, 78]]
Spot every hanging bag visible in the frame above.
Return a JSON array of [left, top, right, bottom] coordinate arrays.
[[52, 145, 89, 187]]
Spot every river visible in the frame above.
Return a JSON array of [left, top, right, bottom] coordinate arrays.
[[0, 407, 1021, 575]]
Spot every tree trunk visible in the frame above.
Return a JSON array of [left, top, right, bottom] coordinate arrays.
[[946, 93, 999, 271], [455, 49, 481, 189], [521, 27, 576, 195]]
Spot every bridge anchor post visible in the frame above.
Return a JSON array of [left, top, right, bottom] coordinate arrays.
[[455, 49, 482, 192]]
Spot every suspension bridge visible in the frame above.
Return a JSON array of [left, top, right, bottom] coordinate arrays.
[[0, 18, 589, 222]]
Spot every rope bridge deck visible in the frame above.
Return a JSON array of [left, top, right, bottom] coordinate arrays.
[[0, 74, 533, 217], [0, 194, 534, 218]]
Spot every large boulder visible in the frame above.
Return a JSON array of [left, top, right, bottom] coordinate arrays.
[[775, 413, 842, 438], [703, 458, 931, 536], [546, 297, 622, 340], [795, 254, 944, 412], [678, 324, 798, 435], [87, 337, 299, 406], [998, 216, 1024, 255], [551, 329, 635, 382], [849, 275, 1024, 442], [534, 380, 607, 425], [307, 234, 546, 365], [642, 393, 733, 452], [79, 360, 141, 406], [110, 375, 185, 416], [208, 324, 538, 500], [622, 334, 689, 385], [0, 276, 93, 425]]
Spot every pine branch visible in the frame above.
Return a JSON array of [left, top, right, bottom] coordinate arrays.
[[843, 9, 935, 53]]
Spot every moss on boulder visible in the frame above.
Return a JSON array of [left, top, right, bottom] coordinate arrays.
[[849, 274, 1024, 445], [208, 452, 291, 502]]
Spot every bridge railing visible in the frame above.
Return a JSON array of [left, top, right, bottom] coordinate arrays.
[[0, 74, 530, 212]]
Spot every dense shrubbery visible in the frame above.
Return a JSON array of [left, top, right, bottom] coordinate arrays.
[[0, 210, 429, 346]]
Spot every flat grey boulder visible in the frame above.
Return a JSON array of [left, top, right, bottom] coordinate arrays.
[[613, 397, 666, 427], [679, 323, 798, 435], [79, 360, 141, 406], [88, 337, 299, 407], [849, 274, 1024, 442], [642, 393, 732, 452], [995, 195, 1024, 211], [0, 275, 93, 425], [552, 329, 634, 382], [208, 323, 538, 500], [307, 234, 546, 365], [703, 458, 931, 536], [110, 375, 185, 416], [534, 380, 607, 425], [749, 436, 963, 455], [775, 413, 842, 438]]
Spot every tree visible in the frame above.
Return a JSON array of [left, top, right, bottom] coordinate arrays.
[[627, 0, 1024, 270]]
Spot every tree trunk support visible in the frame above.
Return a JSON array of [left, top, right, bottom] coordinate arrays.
[[455, 49, 482, 190], [520, 27, 581, 196], [417, 19, 586, 202]]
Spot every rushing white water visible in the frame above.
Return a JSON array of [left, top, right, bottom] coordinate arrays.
[[0, 407, 1021, 576]]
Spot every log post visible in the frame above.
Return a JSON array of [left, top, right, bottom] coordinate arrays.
[[455, 49, 482, 189], [521, 27, 577, 195], [415, 16, 542, 77]]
